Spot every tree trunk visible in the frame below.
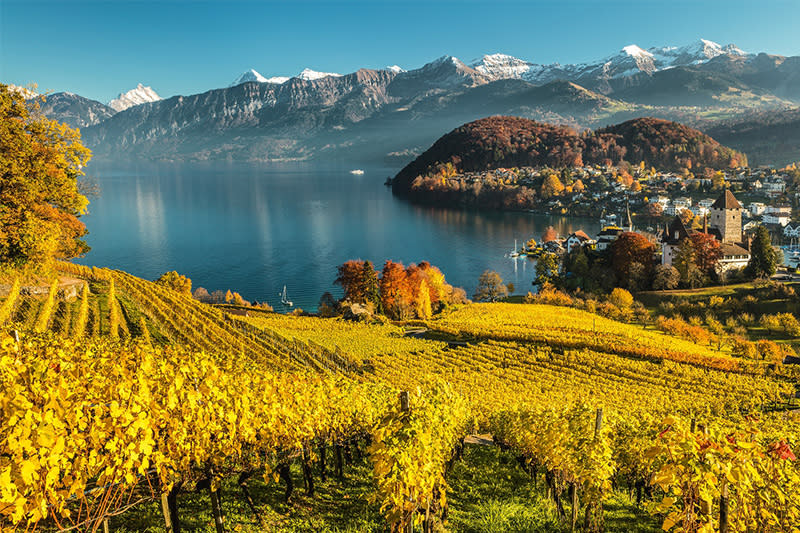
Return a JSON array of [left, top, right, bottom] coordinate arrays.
[[335, 443, 344, 478], [318, 442, 327, 482], [278, 463, 293, 503], [302, 446, 315, 497], [237, 472, 265, 528]]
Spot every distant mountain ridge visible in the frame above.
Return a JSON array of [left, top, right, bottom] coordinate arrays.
[[11, 38, 800, 165]]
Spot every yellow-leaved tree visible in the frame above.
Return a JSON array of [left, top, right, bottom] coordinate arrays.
[[0, 84, 92, 267]]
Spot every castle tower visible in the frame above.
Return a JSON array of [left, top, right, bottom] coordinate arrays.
[[709, 189, 742, 243]]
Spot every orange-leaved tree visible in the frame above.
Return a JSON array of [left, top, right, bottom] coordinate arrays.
[[380, 260, 413, 319], [610, 232, 655, 288], [689, 232, 722, 278], [0, 84, 92, 266]]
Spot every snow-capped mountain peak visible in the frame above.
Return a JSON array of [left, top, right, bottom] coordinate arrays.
[[621, 44, 653, 59], [230, 69, 268, 87], [385, 65, 405, 73], [470, 53, 534, 78], [650, 39, 749, 67], [230, 69, 290, 86], [108, 83, 161, 112], [296, 68, 342, 81]]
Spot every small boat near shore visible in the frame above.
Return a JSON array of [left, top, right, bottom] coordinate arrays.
[[349, 169, 365, 175], [280, 285, 293, 307]]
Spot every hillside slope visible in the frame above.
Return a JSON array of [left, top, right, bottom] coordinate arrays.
[[392, 116, 746, 194]]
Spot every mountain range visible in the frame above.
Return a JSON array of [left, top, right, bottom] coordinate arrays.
[[13, 39, 800, 166]]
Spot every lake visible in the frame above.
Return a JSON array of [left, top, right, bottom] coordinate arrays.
[[76, 162, 598, 311]]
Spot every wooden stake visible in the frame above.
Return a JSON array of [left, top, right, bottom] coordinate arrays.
[[594, 408, 603, 438], [161, 493, 174, 533], [720, 481, 729, 533], [571, 482, 579, 531], [399, 390, 410, 412], [103, 518, 110, 533], [209, 483, 225, 533]]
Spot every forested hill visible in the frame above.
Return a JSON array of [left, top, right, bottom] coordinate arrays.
[[391, 116, 747, 194]]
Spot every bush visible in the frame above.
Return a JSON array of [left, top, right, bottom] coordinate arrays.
[[608, 288, 633, 309], [756, 339, 784, 363], [156, 271, 192, 296], [731, 335, 758, 359]]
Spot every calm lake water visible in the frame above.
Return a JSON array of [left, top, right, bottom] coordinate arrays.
[[77, 162, 597, 311]]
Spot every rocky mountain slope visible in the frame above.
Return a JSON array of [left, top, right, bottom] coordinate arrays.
[[18, 38, 800, 164], [31, 92, 116, 128]]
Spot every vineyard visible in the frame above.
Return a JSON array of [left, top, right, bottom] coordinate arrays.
[[1, 265, 800, 532]]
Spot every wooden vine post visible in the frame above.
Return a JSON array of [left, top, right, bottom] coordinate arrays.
[[719, 481, 729, 533], [160, 488, 180, 533], [584, 407, 604, 532], [398, 391, 414, 533], [571, 482, 579, 532], [208, 472, 225, 533]]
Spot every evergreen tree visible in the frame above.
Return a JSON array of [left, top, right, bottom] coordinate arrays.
[[747, 226, 778, 279], [361, 260, 382, 312], [535, 253, 560, 286]]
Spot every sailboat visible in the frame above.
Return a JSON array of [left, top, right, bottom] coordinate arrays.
[[509, 239, 520, 258], [280, 285, 293, 307]]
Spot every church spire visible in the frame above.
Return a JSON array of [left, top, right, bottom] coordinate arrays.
[[625, 195, 633, 232]]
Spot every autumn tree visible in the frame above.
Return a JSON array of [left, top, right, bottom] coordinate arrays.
[[609, 232, 655, 289], [539, 172, 565, 199], [673, 239, 704, 288], [155, 271, 192, 296], [645, 202, 664, 221], [542, 226, 558, 243], [380, 260, 412, 319], [747, 226, 778, 279], [335, 260, 369, 303], [679, 209, 694, 227], [418, 261, 448, 307], [0, 84, 92, 266], [689, 233, 722, 278], [652, 264, 680, 290], [473, 270, 508, 302], [608, 288, 633, 308]]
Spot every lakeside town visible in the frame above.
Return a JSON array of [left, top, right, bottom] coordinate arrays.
[[486, 165, 800, 292], [446, 163, 800, 242]]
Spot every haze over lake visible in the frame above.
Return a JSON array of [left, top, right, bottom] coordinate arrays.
[[78, 162, 597, 310]]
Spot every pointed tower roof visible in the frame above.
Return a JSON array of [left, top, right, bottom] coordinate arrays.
[[711, 189, 742, 210]]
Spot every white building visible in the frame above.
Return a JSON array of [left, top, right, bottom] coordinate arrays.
[[749, 202, 767, 216], [763, 214, 791, 226], [698, 198, 715, 209], [784, 224, 800, 239], [566, 230, 593, 251], [766, 205, 792, 216]]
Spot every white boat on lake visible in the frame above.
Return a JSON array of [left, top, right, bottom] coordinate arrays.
[[349, 169, 365, 175], [280, 285, 293, 307]]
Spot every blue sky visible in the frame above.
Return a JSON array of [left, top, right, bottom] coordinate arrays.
[[2, 0, 799, 103]]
